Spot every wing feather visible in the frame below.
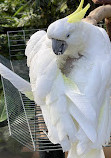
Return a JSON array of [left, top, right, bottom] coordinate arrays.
[[0, 63, 33, 100], [25, 30, 46, 67]]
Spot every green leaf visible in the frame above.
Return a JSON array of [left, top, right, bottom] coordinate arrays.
[[13, 0, 32, 17], [13, 5, 27, 16], [60, 2, 67, 12]]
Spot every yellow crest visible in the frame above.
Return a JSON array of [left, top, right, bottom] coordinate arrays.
[[67, 0, 90, 23]]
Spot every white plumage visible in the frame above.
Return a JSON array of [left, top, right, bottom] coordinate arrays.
[[0, 4, 111, 158], [25, 19, 111, 158]]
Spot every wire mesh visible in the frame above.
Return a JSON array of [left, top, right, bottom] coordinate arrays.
[[7, 29, 38, 57], [1, 29, 62, 152], [1, 25, 111, 152]]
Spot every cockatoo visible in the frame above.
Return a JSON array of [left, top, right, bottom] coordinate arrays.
[[0, 0, 111, 157]]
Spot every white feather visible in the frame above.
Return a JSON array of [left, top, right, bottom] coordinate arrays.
[[25, 30, 46, 67], [0, 63, 33, 100]]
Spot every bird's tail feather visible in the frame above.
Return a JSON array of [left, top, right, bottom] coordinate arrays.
[[67, 144, 105, 158], [0, 63, 34, 100]]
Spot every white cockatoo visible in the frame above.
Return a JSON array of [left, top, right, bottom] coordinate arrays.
[[0, 0, 111, 157], [25, 0, 111, 157]]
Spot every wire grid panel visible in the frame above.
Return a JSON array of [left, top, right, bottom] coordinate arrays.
[[7, 29, 46, 57], [0, 56, 34, 150], [1, 30, 62, 151]]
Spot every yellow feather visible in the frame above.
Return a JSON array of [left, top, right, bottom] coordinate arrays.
[[62, 74, 80, 93], [68, 0, 84, 19], [67, 4, 90, 23]]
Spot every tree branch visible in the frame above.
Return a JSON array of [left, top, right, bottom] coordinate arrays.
[[83, 5, 111, 25], [83, 5, 111, 40]]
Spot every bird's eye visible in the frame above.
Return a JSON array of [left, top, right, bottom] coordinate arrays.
[[66, 33, 70, 38]]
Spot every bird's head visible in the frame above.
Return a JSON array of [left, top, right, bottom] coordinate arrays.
[[47, 0, 90, 58]]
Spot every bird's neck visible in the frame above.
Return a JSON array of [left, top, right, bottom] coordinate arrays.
[[81, 22, 107, 59]]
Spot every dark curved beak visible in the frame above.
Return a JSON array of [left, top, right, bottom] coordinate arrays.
[[52, 39, 67, 55]]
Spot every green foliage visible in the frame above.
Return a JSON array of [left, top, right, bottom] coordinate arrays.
[[0, 0, 83, 29], [0, 0, 19, 28], [0, 0, 94, 29]]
